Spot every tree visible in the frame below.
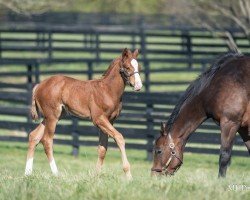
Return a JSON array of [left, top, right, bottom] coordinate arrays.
[[195, 0, 250, 52], [158, 0, 250, 52], [0, 0, 71, 15]]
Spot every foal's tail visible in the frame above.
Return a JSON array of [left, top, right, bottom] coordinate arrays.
[[30, 84, 39, 121]]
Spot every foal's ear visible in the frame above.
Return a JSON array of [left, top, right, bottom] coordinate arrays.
[[160, 122, 167, 136], [133, 49, 139, 58], [122, 48, 131, 59]]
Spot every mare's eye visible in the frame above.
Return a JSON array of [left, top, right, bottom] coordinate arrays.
[[155, 149, 162, 155]]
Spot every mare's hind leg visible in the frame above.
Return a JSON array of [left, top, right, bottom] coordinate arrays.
[[218, 119, 239, 178], [25, 121, 45, 175], [96, 131, 108, 172], [238, 127, 250, 154], [41, 118, 59, 175]]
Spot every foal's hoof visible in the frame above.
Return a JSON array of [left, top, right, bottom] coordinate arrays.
[[126, 172, 133, 181], [52, 171, 59, 177], [24, 170, 32, 176], [95, 166, 102, 174]]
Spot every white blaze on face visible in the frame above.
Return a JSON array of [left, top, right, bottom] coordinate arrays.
[[131, 59, 143, 91]]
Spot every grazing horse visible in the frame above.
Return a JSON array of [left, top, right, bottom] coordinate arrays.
[[151, 52, 250, 177], [25, 48, 142, 179]]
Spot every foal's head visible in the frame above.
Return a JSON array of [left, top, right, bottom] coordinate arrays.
[[151, 122, 183, 176], [120, 48, 143, 91]]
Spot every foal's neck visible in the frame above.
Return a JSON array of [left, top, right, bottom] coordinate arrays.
[[102, 59, 125, 99], [170, 97, 207, 149]]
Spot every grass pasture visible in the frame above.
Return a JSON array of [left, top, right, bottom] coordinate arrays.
[[0, 28, 250, 200], [0, 141, 249, 200]]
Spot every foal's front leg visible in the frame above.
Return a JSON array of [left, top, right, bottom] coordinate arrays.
[[94, 115, 132, 180]]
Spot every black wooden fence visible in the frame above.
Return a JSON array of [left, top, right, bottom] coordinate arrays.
[[0, 25, 249, 159]]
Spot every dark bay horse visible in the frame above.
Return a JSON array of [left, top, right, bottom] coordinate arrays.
[[152, 52, 250, 177], [25, 48, 142, 180]]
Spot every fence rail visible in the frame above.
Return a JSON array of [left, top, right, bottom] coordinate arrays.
[[0, 25, 249, 159]]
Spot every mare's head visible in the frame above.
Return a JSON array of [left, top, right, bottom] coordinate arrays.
[[120, 48, 143, 91], [151, 122, 183, 176]]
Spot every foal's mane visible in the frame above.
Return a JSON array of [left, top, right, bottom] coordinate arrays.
[[102, 56, 122, 77], [166, 51, 243, 132]]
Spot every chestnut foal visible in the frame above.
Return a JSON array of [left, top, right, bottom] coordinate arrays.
[[25, 48, 142, 179]]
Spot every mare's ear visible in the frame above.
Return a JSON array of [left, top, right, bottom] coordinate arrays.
[[122, 48, 130, 60], [160, 122, 168, 136], [133, 49, 139, 58]]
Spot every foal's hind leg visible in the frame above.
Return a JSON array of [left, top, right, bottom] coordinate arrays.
[[238, 127, 250, 154], [218, 119, 239, 178], [96, 131, 108, 172], [25, 121, 45, 175], [41, 118, 58, 175]]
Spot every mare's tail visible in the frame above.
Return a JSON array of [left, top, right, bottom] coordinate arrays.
[[30, 84, 39, 121]]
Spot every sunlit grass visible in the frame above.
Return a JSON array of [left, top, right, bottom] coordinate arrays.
[[0, 142, 249, 200]]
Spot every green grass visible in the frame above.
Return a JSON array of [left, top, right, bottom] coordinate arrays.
[[0, 141, 249, 200]]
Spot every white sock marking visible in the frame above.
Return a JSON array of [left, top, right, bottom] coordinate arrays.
[[131, 59, 143, 91], [50, 159, 59, 175], [25, 158, 33, 176]]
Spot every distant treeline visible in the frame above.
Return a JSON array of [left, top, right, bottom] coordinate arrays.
[[0, 0, 239, 29]]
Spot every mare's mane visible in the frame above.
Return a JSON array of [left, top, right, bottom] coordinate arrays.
[[166, 52, 243, 132]]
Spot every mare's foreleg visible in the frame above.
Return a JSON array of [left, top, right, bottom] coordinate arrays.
[[238, 127, 250, 155], [218, 120, 239, 178], [25, 121, 45, 175]]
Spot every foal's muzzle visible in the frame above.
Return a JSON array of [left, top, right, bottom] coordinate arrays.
[[120, 67, 143, 91]]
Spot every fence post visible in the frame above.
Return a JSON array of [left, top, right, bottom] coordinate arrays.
[[140, 25, 153, 160], [26, 64, 33, 136], [146, 104, 154, 161], [0, 32, 2, 59], [87, 61, 93, 80], [36, 32, 40, 48], [34, 62, 40, 83], [90, 31, 94, 49], [41, 32, 46, 49], [201, 61, 206, 73], [140, 25, 146, 55], [95, 31, 100, 61], [144, 61, 150, 92], [71, 118, 79, 157], [48, 31, 52, 62], [83, 32, 87, 48], [182, 31, 192, 69], [131, 32, 136, 50], [140, 25, 150, 92]]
